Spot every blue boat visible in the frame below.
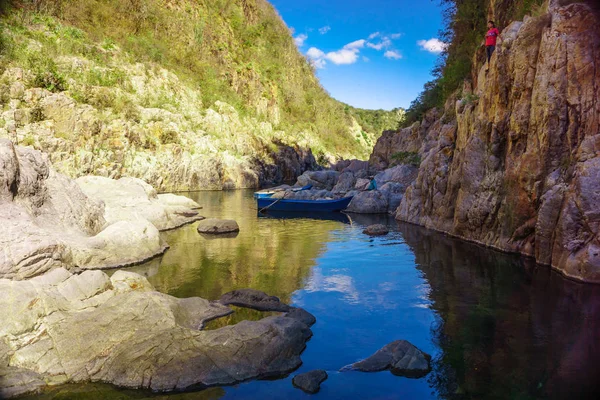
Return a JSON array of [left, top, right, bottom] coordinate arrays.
[[257, 196, 353, 212], [253, 184, 312, 199]]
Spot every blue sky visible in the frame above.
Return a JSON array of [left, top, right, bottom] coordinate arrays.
[[269, 0, 446, 110]]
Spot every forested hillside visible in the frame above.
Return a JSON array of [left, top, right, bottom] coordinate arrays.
[[0, 0, 399, 190]]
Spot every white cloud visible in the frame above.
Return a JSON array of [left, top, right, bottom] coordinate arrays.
[[362, 56, 370, 62], [312, 58, 327, 69], [343, 39, 366, 50], [294, 33, 308, 47], [390, 33, 402, 39], [368, 32, 380, 40], [384, 50, 402, 60], [326, 48, 360, 65], [417, 38, 448, 54], [319, 25, 331, 35], [366, 39, 391, 51], [307, 47, 325, 59]]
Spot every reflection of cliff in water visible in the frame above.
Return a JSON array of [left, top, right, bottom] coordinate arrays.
[[397, 222, 600, 399], [125, 190, 343, 303]]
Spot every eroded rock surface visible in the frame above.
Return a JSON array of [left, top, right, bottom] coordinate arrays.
[[219, 288, 291, 312], [371, 3, 600, 282], [0, 269, 313, 397], [348, 340, 431, 378], [0, 140, 200, 279], [363, 224, 390, 236]]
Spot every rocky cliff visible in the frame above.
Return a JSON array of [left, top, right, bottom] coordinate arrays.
[[0, 0, 400, 191], [371, 1, 600, 283]]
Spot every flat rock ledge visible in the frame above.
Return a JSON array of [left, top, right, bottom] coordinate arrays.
[[0, 269, 314, 398], [219, 288, 292, 312], [344, 340, 431, 378], [197, 218, 240, 234], [363, 224, 390, 236], [292, 370, 328, 394]]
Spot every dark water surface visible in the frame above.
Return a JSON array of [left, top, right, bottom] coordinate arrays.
[[29, 190, 600, 399]]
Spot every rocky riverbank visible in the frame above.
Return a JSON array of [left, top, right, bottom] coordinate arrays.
[[0, 139, 202, 280], [0, 268, 315, 398], [369, 1, 600, 283]]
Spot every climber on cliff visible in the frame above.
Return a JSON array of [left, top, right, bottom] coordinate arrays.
[[484, 21, 500, 72]]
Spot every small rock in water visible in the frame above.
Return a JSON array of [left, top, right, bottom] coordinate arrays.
[[363, 224, 389, 236], [219, 288, 291, 312], [292, 370, 328, 394], [347, 340, 431, 378], [197, 218, 239, 234]]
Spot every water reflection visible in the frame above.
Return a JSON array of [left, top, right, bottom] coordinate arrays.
[[29, 191, 600, 399], [398, 223, 600, 399]]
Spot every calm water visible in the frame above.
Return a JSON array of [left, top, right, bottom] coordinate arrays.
[[29, 190, 600, 399]]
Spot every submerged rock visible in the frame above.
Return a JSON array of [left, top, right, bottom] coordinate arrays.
[[0, 269, 313, 397], [219, 288, 291, 312], [197, 218, 240, 234], [363, 224, 389, 236], [348, 340, 431, 378], [292, 369, 328, 394]]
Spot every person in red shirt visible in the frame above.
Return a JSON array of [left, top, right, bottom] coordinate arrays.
[[484, 21, 500, 71]]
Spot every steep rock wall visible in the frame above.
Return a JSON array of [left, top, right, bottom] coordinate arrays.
[[377, 3, 600, 282]]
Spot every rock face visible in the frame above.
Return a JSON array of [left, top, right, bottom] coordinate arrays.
[[0, 140, 201, 280], [77, 176, 203, 231], [0, 269, 314, 397], [219, 288, 291, 312], [372, 3, 600, 282], [197, 219, 240, 234], [292, 370, 328, 394], [349, 340, 431, 378]]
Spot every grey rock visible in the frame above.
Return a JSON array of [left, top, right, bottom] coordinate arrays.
[[332, 171, 356, 193], [346, 190, 389, 214], [292, 369, 328, 394], [197, 218, 240, 234], [363, 224, 389, 236], [350, 340, 431, 378], [375, 164, 418, 187], [354, 178, 371, 190], [296, 170, 340, 190], [0, 140, 201, 280], [219, 288, 291, 312], [0, 269, 312, 396], [285, 307, 317, 327]]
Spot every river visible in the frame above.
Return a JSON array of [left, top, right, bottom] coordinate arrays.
[[26, 190, 600, 399]]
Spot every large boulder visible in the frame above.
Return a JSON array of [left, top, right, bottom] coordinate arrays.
[[347, 340, 431, 378], [346, 191, 389, 214], [375, 164, 419, 187], [332, 171, 357, 193], [380, 182, 407, 214], [77, 176, 203, 231], [0, 140, 200, 280], [296, 170, 340, 190], [0, 269, 314, 397]]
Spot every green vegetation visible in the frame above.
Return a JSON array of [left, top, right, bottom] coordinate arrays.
[[390, 151, 421, 167], [402, 0, 547, 127], [0, 0, 398, 162]]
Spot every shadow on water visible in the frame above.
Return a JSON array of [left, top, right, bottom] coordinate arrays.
[[28, 191, 600, 399], [398, 222, 600, 399]]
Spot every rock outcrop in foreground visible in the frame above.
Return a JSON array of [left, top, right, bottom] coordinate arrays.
[[0, 269, 314, 398], [0, 139, 201, 280], [372, 2, 600, 282]]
